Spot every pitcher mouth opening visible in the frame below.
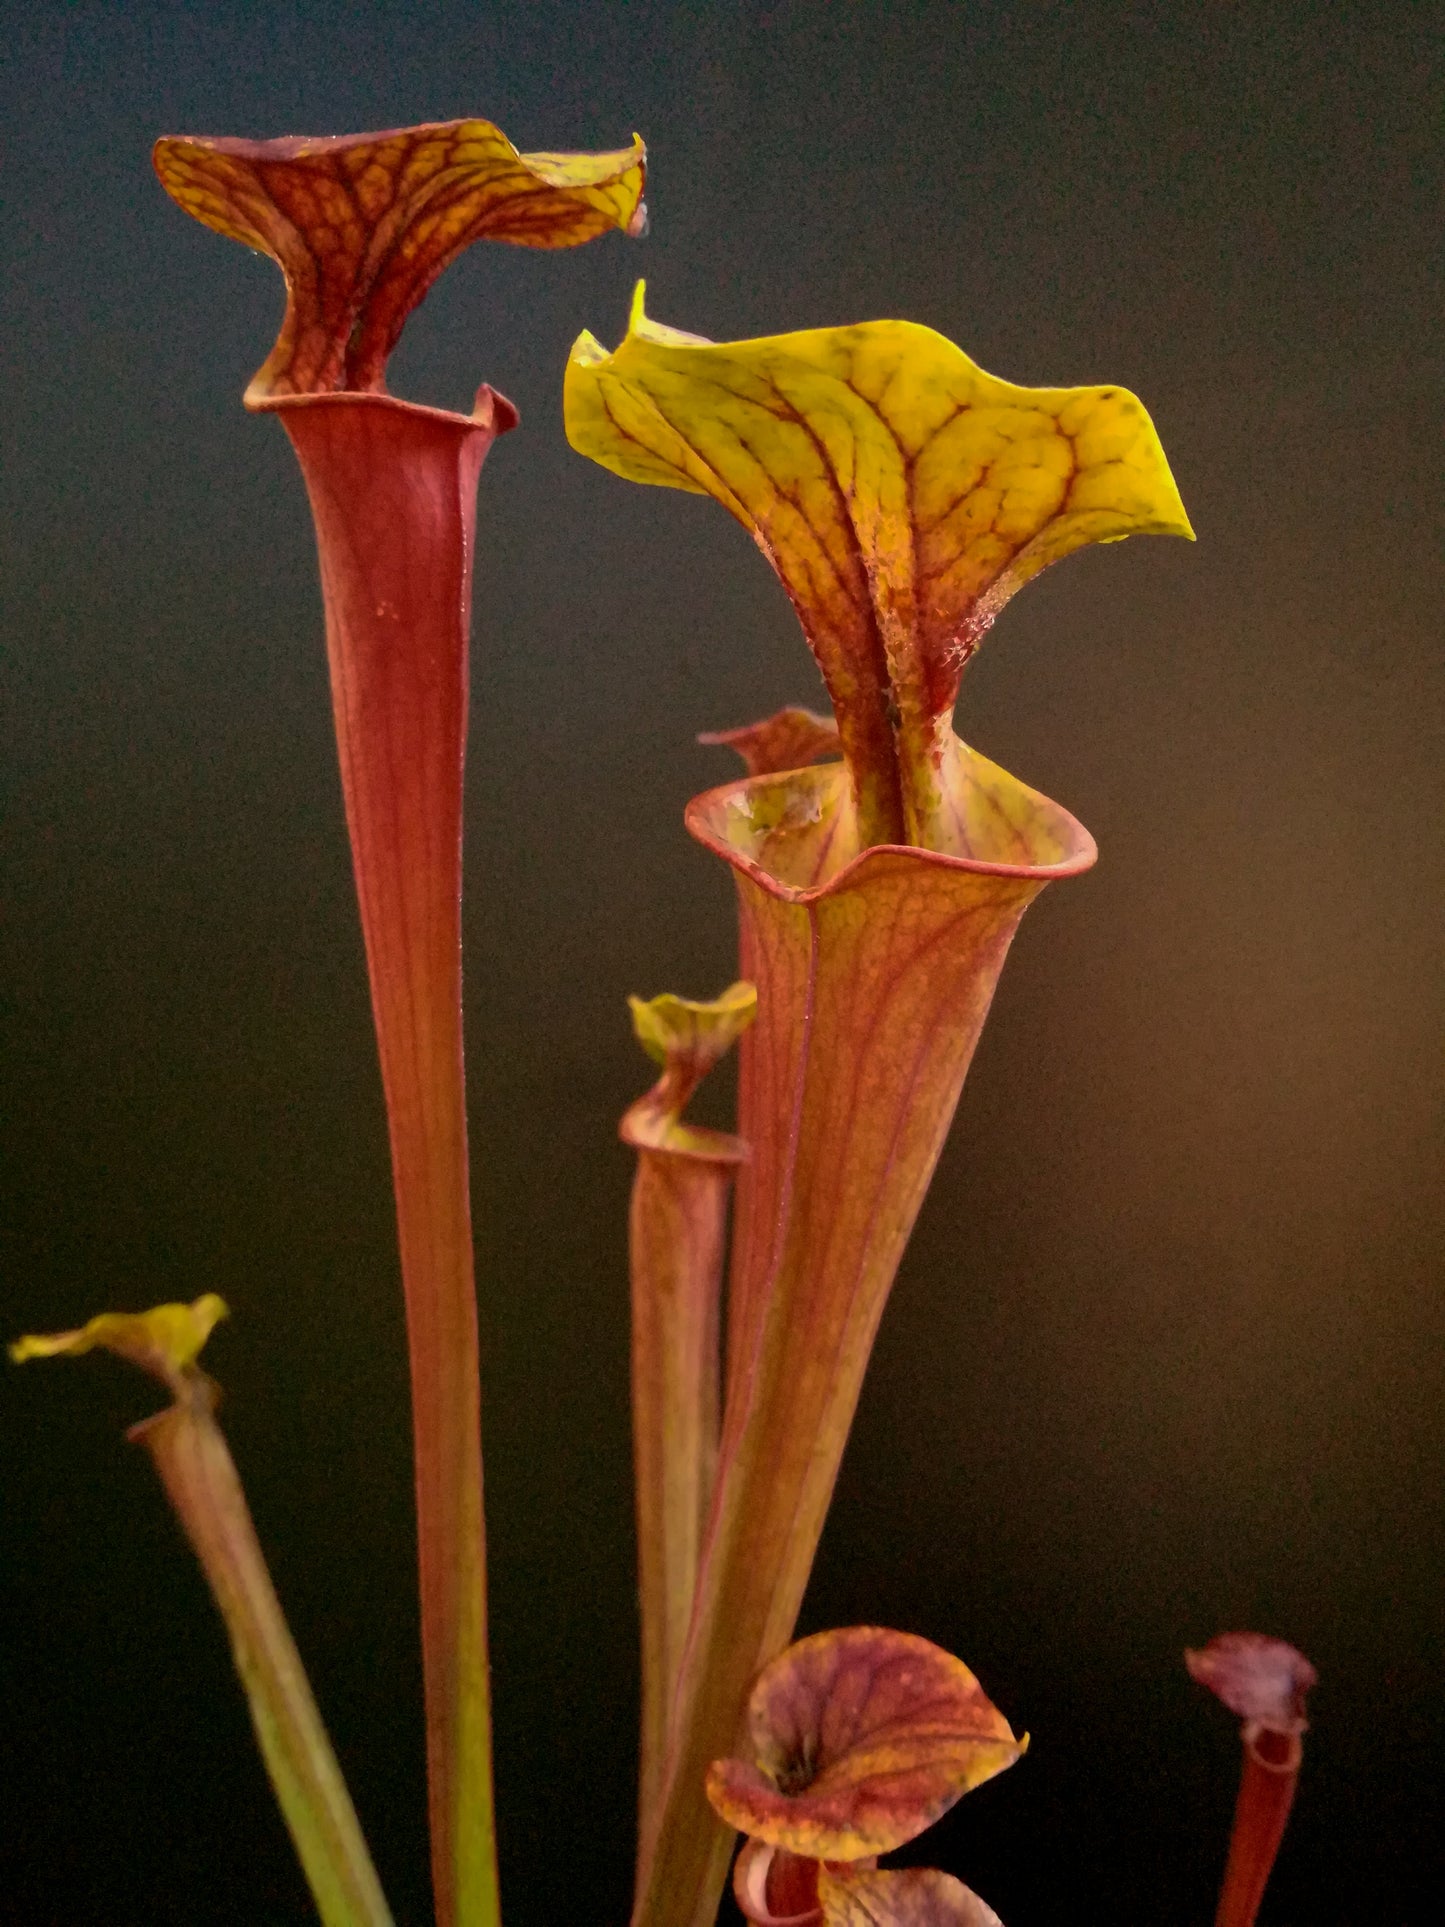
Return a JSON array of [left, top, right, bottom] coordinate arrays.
[[251, 382, 520, 436], [685, 740, 1097, 901]]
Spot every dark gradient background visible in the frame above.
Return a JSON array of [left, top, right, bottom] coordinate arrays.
[[2, 5, 1441, 1923]]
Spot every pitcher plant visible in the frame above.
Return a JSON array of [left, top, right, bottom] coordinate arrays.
[[10, 104, 1324, 1927], [565, 282, 1192, 1926]]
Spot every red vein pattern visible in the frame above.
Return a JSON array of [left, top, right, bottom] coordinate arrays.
[[698, 706, 842, 778], [707, 1626, 1022, 1861], [818, 1866, 1005, 1926], [154, 113, 648, 1927], [630, 748, 1094, 1927], [155, 120, 646, 399], [269, 385, 514, 1927], [566, 291, 1192, 848]]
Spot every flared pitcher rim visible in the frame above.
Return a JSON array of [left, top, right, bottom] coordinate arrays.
[[248, 383, 518, 434], [685, 760, 1099, 905]]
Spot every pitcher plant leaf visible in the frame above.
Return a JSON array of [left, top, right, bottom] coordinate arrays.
[[10, 1294, 228, 1397], [818, 1866, 1005, 1926], [567, 283, 1192, 846], [12, 1300, 393, 1926], [633, 755, 1090, 1927], [699, 706, 843, 778], [624, 980, 758, 1154], [707, 1627, 1024, 1862], [1188, 1632, 1317, 1927], [625, 983, 755, 1857], [155, 120, 646, 401], [152, 106, 649, 1927], [1186, 1632, 1317, 1737]]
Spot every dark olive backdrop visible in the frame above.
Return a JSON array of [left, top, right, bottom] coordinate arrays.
[[2, 4, 1441, 1923]]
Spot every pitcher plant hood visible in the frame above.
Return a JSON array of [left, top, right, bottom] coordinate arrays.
[[155, 119, 645, 404], [706, 1626, 1024, 1862], [566, 283, 1191, 848], [11, 1294, 228, 1401], [715, 1628, 1017, 1927]]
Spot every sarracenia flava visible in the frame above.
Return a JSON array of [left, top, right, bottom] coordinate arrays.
[[14, 119, 1251, 1927], [12, 1299, 394, 1927], [568, 283, 1193, 1927], [152, 119, 646, 1927]]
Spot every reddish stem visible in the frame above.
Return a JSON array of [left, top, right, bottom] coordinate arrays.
[[1214, 1724, 1300, 1927], [621, 986, 753, 1870], [626, 1140, 734, 1860], [266, 384, 515, 1927], [733, 1840, 823, 1925]]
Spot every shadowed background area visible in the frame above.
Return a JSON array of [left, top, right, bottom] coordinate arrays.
[[1, 3, 1440, 1922]]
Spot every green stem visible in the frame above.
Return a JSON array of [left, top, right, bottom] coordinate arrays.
[[133, 1385, 393, 1927]]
